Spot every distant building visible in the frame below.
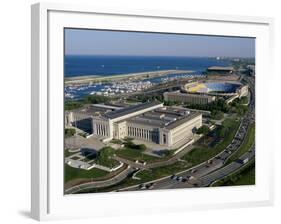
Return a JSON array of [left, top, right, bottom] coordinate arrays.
[[246, 65, 255, 76], [163, 81, 249, 105], [66, 101, 202, 148], [207, 66, 234, 75], [164, 91, 216, 105]]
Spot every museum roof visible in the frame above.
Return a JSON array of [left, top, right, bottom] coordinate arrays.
[[165, 112, 201, 130], [127, 108, 201, 130], [105, 101, 163, 119]]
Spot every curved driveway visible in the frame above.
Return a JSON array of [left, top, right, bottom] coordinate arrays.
[[65, 167, 135, 194]]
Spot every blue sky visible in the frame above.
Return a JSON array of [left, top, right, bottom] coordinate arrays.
[[65, 28, 255, 58]]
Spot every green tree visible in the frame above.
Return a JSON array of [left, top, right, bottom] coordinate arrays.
[[65, 101, 83, 110], [137, 144, 147, 152], [240, 96, 248, 104], [196, 125, 210, 135], [211, 110, 224, 120], [217, 126, 228, 138], [99, 147, 115, 158], [84, 95, 110, 104], [97, 146, 115, 166], [65, 128, 76, 138]]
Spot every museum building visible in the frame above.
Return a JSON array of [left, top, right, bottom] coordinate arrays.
[[66, 101, 202, 148]]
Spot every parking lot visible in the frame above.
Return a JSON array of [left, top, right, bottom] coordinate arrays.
[[65, 135, 105, 151]]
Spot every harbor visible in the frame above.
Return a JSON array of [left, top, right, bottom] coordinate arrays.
[[65, 71, 204, 99]]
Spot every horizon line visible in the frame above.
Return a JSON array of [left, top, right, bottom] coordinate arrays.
[[65, 54, 255, 59]]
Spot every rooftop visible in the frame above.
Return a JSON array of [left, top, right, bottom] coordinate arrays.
[[127, 107, 201, 130], [69, 104, 113, 116], [105, 101, 163, 119], [207, 66, 234, 71], [165, 112, 201, 130], [127, 116, 168, 128]]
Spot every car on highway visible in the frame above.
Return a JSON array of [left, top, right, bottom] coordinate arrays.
[[138, 184, 146, 190], [236, 158, 249, 164], [186, 175, 194, 180], [181, 178, 188, 182], [146, 183, 155, 189], [191, 169, 197, 174], [176, 176, 183, 181]]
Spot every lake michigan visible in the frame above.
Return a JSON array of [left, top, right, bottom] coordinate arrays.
[[65, 55, 230, 77], [64, 55, 230, 99]]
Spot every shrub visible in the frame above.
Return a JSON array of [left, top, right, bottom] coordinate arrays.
[[211, 110, 224, 120], [65, 128, 76, 138], [65, 101, 83, 110], [137, 144, 147, 151], [84, 95, 110, 104], [196, 125, 210, 135], [110, 139, 123, 144]]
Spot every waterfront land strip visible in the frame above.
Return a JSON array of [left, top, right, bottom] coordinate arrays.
[[65, 69, 194, 86]]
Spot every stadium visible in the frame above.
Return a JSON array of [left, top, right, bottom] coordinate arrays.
[[164, 81, 249, 105], [181, 81, 244, 96]]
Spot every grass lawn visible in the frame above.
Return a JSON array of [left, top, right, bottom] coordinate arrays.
[[213, 162, 255, 186], [136, 161, 191, 181], [70, 156, 81, 160], [110, 139, 123, 144], [232, 166, 255, 185], [115, 147, 161, 163], [95, 158, 120, 168], [226, 123, 255, 164], [64, 163, 109, 183], [182, 119, 240, 166]]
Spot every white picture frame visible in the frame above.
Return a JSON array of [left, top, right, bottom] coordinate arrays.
[[31, 2, 274, 221]]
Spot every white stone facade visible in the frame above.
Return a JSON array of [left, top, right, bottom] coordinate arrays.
[[67, 102, 203, 148]]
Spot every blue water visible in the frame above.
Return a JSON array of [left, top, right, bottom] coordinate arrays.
[[65, 55, 230, 77], [64, 55, 230, 99]]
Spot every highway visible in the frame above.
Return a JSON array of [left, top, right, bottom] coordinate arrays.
[[155, 146, 255, 190], [120, 144, 255, 191], [198, 147, 255, 187], [123, 77, 205, 99]]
